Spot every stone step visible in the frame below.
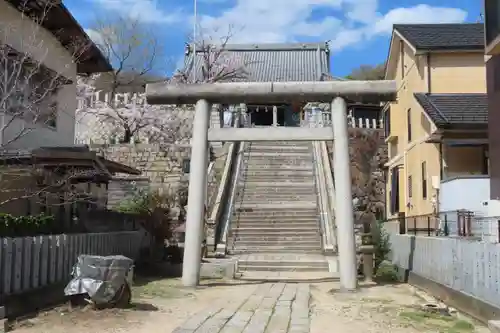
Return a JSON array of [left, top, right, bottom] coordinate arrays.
[[238, 264, 328, 272], [248, 141, 310, 146], [233, 218, 318, 223], [242, 165, 313, 171], [233, 209, 319, 221], [234, 200, 317, 206], [242, 175, 314, 181], [230, 229, 320, 235], [232, 235, 320, 242], [236, 193, 316, 199], [244, 162, 314, 168], [247, 150, 311, 156], [236, 187, 316, 194], [234, 207, 318, 215], [247, 145, 310, 151], [239, 259, 328, 268], [244, 158, 313, 164], [234, 239, 320, 246], [232, 225, 319, 231], [232, 217, 319, 223], [237, 201, 317, 206], [242, 170, 314, 176], [230, 246, 322, 254], [237, 181, 315, 187]]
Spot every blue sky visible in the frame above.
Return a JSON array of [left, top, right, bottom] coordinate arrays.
[[65, 0, 482, 77]]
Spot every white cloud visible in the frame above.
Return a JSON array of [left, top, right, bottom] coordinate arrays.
[[195, 1, 469, 52], [370, 4, 468, 35], [85, 28, 104, 46], [91, 0, 182, 24]]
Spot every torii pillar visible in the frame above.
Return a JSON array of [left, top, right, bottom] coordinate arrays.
[[145, 80, 397, 289]]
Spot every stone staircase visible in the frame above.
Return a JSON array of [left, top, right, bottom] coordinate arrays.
[[227, 141, 329, 273]]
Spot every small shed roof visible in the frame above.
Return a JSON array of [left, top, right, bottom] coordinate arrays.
[[0, 146, 140, 182]]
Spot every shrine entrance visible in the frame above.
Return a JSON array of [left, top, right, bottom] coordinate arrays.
[[145, 80, 397, 290]]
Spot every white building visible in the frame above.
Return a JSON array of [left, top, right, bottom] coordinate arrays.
[[0, 0, 111, 149]]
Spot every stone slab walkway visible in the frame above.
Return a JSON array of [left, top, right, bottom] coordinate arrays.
[[172, 283, 310, 333]]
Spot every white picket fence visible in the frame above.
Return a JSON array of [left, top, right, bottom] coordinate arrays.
[[77, 91, 149, 109], [0, 231, 149, 297], [311, 111, 383, 129]]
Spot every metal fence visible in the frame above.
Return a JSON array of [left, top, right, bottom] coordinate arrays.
[[0, 231, 149, 297], [383, 210, 500, 243]]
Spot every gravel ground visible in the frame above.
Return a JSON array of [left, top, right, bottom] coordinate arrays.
[[310, 281, 488, 333], [10, 278, 488, 333]]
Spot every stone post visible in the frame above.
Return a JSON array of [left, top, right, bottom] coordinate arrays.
[[182, 99, 211, 287], [360, 220, 375, 282], [331, 97, 358, 291], [272, 105, 278, 126]]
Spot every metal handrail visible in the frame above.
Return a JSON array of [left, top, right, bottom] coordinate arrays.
[[214, 107, 246, 256], [313, 141, 335, 253], [319, 140, 337, 251], [311, 140, 327, 251]]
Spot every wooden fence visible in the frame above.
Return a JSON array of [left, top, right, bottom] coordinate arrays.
[[0, 231, 149, 297]]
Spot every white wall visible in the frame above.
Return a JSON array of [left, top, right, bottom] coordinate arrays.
[[390, 234, 500, 309], [0, 1, 77, 149], [440, 176, 490, 215]]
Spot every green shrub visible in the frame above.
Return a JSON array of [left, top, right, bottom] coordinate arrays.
[[373, 220, 391, 271], [0, 213, 56, 237], [374, 260, 399, 282]]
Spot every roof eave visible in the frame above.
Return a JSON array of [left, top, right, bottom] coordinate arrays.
[[414, 48, 485, 55], [437, 123, 488, 131], [7, 0, 112, 74]]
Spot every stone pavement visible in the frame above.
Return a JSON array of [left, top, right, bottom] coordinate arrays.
[[172, 283, 310, 333]]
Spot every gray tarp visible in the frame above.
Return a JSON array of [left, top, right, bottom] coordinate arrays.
[[64, 255, 133, 305]]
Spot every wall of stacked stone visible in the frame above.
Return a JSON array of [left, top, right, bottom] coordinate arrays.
[[91, 143, 220, 213], [326, 128, 388, 248], [75, 95, 223, 145]]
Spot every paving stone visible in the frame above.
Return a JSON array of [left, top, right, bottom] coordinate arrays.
[[171, 282, 312, 333], [264, 301, 291, 333], [242, 309, 274, 333], [175, 307, 223, 331]]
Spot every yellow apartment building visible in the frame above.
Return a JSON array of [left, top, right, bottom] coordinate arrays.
[[383, 24, 489, 227]]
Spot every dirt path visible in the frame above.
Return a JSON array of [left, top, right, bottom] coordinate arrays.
[[11, 278, 489, 333], [12, 278, 258, 333], [310, 282, 488, 333]]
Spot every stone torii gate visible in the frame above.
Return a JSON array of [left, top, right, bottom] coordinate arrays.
[[145, 81, 397, 290]]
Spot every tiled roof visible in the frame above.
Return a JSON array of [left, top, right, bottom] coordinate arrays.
[[394, 24, 484, 51], [414, 93, 488, 128], [183, 42, 330, 82]]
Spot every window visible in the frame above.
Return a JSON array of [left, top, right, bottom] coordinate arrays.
[[182, 159, 190, 173], [390, 168, 400, 214], [383, 107, 391, 138], [407, 108, 412, 142], [421, 161, 427, 199], [1, 45, 64, 129], [408, 175, 413, 198]]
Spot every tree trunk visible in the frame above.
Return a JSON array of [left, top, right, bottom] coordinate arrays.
[[121, 127, 132, 144]]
